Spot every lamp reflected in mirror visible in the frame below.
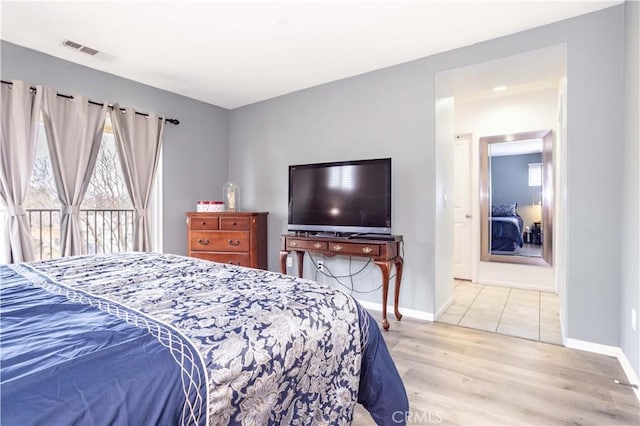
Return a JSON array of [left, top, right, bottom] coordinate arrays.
[[480, 129, 553, 267]]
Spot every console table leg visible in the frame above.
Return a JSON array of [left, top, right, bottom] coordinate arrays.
[[374, 260, 391, 331], [295, 251, 305, 278], [393, 257, 404, 321], [279, 251, 289, 274], [279, 250, 306, 278]]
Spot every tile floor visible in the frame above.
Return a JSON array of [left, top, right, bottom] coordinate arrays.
[[438, 280, 563, 345]]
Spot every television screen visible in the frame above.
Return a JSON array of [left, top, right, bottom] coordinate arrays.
[[288, 158, 391, 235]]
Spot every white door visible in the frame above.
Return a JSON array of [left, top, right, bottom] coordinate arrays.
[[453, 134, 472, 280]]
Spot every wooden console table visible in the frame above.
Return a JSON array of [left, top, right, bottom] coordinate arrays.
[[279, 234, 403, 331]]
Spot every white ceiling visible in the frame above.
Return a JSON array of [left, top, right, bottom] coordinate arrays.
[[442, 43, 567, 103], [0, 0, 621, 109]]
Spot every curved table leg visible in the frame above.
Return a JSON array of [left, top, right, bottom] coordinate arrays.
[[279, 250, 305, 279], [374, 260, 391, 331], [392, 256, 403, 321], [279, 251, 289, 274], [295, 251, 304, 278]]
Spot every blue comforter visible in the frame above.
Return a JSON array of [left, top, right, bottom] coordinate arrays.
[[491, 215, 524, 250], [1, 253, 407, 425], [1, 263, 206, 425]]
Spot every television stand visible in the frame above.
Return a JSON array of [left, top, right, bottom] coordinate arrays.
[[280, 233, 403, 331], [348, 233, 398, 241]]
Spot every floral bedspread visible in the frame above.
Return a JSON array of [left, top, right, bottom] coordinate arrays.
[[27, 252, 363, 425]]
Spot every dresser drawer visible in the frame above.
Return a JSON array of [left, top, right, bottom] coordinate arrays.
[[286, 238, 328, 251], [190, 231, 249, 252], [191, 252, 251, 267], [189, 217, 220, 230], [220, 217, 250, 230], [329, 242, 380, 256]]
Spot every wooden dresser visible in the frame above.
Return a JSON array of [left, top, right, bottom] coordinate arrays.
[[186, 212, 268, 269]]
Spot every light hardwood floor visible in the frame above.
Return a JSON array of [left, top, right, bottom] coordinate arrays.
[[353, 314, 640, 425]]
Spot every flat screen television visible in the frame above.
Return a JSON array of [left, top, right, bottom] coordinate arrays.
[[287, 158, 391, 235]]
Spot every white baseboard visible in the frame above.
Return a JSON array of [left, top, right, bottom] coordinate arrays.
[[565, 338, 640, 402], [478, 279, 555, 293], [435, 296, 454, 320], [564, 338, 621, 356], [356, 299, 434, 322], [617, 349, 640, 402]]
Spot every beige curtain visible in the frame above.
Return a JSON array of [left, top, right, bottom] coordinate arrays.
[[110, 105, 164, 252], [0, 80, 43, 263], [41, 87, 107, 257]]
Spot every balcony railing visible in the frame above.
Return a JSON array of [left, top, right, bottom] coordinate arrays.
[[27, 208, 134, 260]]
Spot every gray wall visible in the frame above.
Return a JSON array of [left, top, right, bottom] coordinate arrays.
[[229, 5, 627, 348], [491, 153, 542, 209], [0, 41, 229, 255], [622, 0, 639, 380], [229, 62, 434, 308], [563, 7, 624, 348]]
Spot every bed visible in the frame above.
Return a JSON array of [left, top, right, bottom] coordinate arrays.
[[1, 252, 408, 425], [490, 203, 524, 254]]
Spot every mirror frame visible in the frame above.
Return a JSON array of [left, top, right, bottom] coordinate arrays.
[[480, 129, 553, 267]]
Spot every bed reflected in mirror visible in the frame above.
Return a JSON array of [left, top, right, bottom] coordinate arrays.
[[480, 129, 553, 267]]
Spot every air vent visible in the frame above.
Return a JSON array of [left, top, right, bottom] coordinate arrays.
[[62, 40, 82, 49], [79, 46, 99, 56], [62, 40, 99, 56]]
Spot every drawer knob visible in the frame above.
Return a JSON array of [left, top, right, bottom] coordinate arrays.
[[313, 243, 322, 249], [198, 238, 210, 245], [333, 244, 343, 251], [289, 241, 297, 247], [362, 246, 373, 254], [228, 239, 240, 246], [232, 222, 237, 226], [200, 221, 206, 226]]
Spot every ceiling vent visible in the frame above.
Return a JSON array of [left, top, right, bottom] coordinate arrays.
[[62, 39, 99, 56]]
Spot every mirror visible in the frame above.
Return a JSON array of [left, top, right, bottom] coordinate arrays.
[[480, 129, 553, 266]]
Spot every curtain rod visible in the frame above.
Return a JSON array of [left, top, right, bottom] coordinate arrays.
[[1, 80, 179, 125]]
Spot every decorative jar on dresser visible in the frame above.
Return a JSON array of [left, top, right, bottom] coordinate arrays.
[[186, 211, 268, 269]]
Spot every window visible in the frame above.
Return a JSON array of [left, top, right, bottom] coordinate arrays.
[[21, 115, 161, 260], [81, 117, 134, 255], [528, 162, 542, 187]]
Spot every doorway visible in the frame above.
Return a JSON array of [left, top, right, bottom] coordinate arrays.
[[434, 44, 567, 343]]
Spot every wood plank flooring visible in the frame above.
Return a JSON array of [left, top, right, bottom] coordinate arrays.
[[353, 314, 640, 425]]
